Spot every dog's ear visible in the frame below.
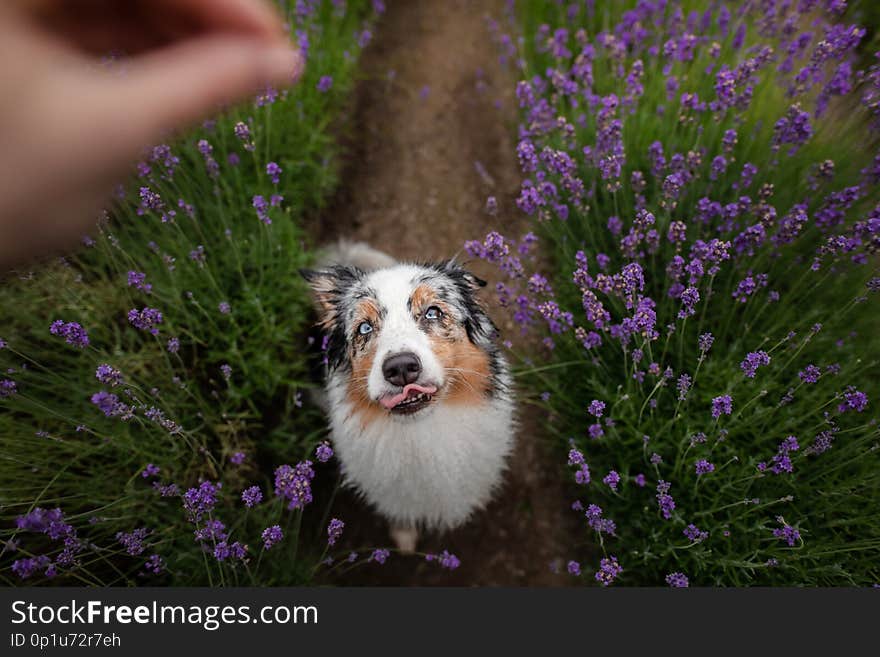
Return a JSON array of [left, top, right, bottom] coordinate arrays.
[[438, 260, 487, 290], [300, 265, 361, 329]]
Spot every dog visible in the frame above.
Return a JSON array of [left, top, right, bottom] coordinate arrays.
[[302, 242, 515, 552]]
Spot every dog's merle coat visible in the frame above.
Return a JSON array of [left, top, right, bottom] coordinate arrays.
[[303, 246, 514, 531]]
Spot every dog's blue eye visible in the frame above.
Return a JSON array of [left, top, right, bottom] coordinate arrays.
[[357, 321, 373, 336], [424, 306, 442, 320]]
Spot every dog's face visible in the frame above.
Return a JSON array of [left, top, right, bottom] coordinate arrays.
[[303, 262, 501, 419]]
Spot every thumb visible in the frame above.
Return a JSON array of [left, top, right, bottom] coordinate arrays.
[[93, 35, 304, 147]]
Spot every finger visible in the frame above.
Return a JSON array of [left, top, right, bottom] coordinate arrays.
[[13, 0, 287, 55], [90, 35, 303, 148], [151, 0, 287, 42]]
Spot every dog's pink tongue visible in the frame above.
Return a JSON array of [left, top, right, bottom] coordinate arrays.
[[379, 383, 438, 409]]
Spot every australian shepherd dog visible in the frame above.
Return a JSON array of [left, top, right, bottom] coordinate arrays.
[[302, 242, 514, 552]]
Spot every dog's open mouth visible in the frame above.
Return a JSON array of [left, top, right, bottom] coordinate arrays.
[[380, 383, 438, 415]]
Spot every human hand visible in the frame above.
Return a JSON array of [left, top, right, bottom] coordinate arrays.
[[0, 0, 304, 269]]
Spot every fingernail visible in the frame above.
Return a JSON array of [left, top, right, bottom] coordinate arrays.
[[264, 46, 304, 84]]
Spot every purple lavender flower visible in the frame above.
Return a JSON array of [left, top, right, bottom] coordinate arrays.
[[255, 85, 278, 107], [838, 387, 868, 413], [677, 374, 691, 401], [711, 395, 733, 419], [230, 451, 245, 465], [678, 286, 699, 318], [317, 75, 334, 92], [253, 195, 271, 224], [214, 541, 247, 561], [16, 507, 73, 538], [141, 463, 160, 478], [12, 555, 52, 580], [758, 436, 799, 475], [137, 186, 165, 215], [436, 550, 460, 570], [95, 364, 123, 387], [182, 481, 220, 522], [0, 379, 18, 398], [262, 525, 283, 550], [772, 104, 813, 156], [116, 527, 150, 556], [90, 391, 132, 419], [732, 276, 759, 303], [194, 519, 227, 545], [568, 448, 591, 484], [220, 364, 232, 381], [189, 245, 206, 266], [567, 560, 581, 575], [127, 307, 163, 335], [807, 429, 836, 455], [584, 503, 617, 535], [772, 517, 802, 547], [127, 271, 152, 294], [799, 364, 821, 384], [666, 572, 689, 587], [603, 470, 620, 491], [315, 441, 334, 463], [327, 518, 345, 546], [153, 482, 179, 497], [166, 337, 180, 354], [49, 320, 89, 348], [710, 155, 728, 181], [274, 461, 315, 510], [698, 332, 714, 353], [656, 480, 676, 519], [144, 554, 164, 575], [595, 556, 622, 586], [683, 524, 709, 543], [634, 473, 646, 487], [695, 459, 715, 475], [587, 399, 605, 417], [218, 301, 231, 315], [369, 548, 390, 565], [266, 161, 282, 185], [233, 121, 253, 149], [740, 351, 771, 378], [242, 486, 262, 508]]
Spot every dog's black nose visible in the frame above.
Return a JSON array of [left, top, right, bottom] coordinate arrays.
[[382, 352, 422, 387]]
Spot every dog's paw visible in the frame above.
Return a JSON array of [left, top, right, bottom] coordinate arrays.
[[389, 525, 419, 554]]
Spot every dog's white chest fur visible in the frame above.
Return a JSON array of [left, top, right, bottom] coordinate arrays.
[[327, 380, 514, 529]]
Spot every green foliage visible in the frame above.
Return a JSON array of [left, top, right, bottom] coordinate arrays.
[[506, 1, 880, 585], [0, 0, 374, 586]]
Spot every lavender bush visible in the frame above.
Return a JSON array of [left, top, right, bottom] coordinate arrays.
[[0, 0, 383, 586], [475, 1, 879, 585]]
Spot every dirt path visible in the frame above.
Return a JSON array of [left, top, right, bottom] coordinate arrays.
[[314, 0, 577, 586]]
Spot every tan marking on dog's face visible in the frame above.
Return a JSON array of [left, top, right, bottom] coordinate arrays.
[[409, 284, 436, 315], [346, 336, 386, 428], [412, 283, 491, 405], [428, 326, 491, 406], [351, 298, 382, 342], [410, 284, 455, 335], [345, 298, 391, 428]]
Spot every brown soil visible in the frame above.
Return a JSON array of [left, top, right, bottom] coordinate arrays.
[[313, 0, 578, 586]]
